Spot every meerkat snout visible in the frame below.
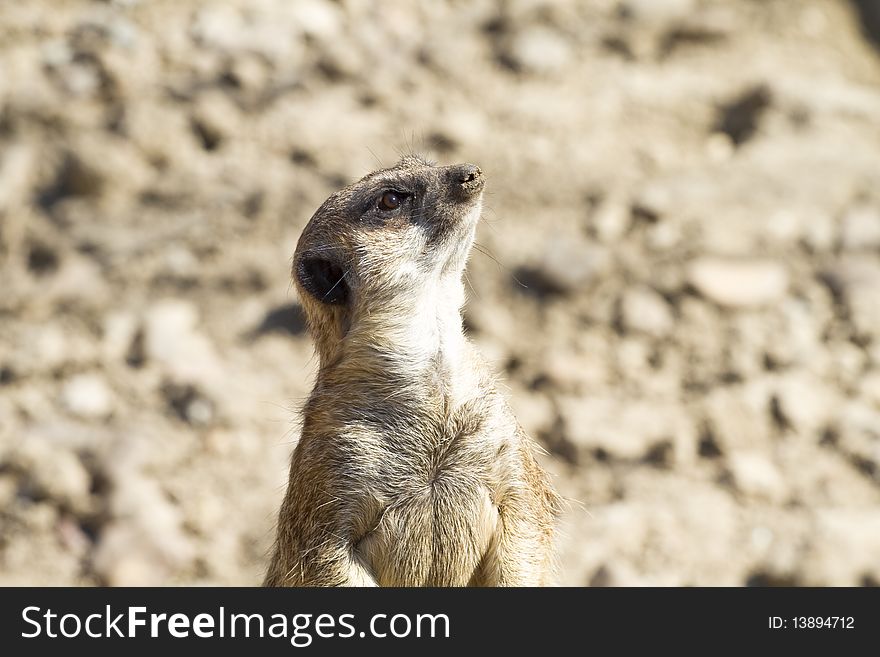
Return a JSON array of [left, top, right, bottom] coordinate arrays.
[[448, 163, 484, 198], [265, 156, 561, 587]]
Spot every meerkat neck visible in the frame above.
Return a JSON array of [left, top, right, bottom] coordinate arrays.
[[329, 276, 478, 407]]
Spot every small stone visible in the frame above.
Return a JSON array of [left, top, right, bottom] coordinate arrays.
[[702, 381, 774, 452], [505, 27, 573, 75], [0, 474, 18, 507], [290, 0, 344, 41], [592, 197, 631, 242], [102, 311, 138, 362], [706, 132, 734, 162], [163, 382, 215, 426], [191, 92, 239, 151], [60, 374, 114, 420], [773, 375, 838, 436], [862, 371, 880, 407], [144, 300, 198, 363], [143, 300, 221, 386], [805, 510, 880, 585], [841, 205, 880, 250], [835, 402, 880, 475], [94, 473, 196, 586], [727, 452, 787, 502], [826, 259, 880, 339], [10, 439, 92, 511], [34, 325, 68, 372], [619, 0, 696, 24], [559, 395, 692, 462], [519, 237, 608, 297], [620, 286, 674, 337], [47, 254, 110, 306], [688, 258, 789, 308]]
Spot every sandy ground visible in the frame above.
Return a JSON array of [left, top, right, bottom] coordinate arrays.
[[1, 0, 879, 586]]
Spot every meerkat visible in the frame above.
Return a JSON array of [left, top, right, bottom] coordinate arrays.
[[264, 155, 561, 587]]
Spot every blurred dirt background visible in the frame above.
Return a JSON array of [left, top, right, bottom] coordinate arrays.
[[1, 0, 880, 586]]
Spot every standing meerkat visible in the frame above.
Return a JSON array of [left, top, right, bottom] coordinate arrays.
[[264, 155, 561, 587]]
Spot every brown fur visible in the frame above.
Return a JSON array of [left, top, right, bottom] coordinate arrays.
[[264, 156, 561, 586]]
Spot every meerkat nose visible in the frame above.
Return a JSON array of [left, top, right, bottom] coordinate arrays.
[[448, 163, 484, 198], [457, 164, 482, 183]]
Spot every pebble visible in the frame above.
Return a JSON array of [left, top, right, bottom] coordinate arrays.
[[840, 204, 880, 250], [60, 373, 114, 420], [526, 236, 608, 296], [772, 374, 837, 436], [143, 300, 222, 386], [559, 395, 691, 462], [827, 259, 880, 339], [687, 258, 789, 308], [506, 27, 573, 75], [94, 473, 196, 586], [102, 311, 138, 362], [9, 439, 92, 512], [727, 451, 787, 502], [620, 286, 674, 337], [619, 0, 696, 24]]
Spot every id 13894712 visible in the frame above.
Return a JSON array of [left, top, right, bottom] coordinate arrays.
[[769, 617, 855, 630]]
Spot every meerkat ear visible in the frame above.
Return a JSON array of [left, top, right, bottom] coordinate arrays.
[[297, 256, 349, 305]]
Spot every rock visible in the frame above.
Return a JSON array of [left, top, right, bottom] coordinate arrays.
[[687, 258, 789, 308], [558, 395, 693, 463], [772, 374, 838, 436], [517, 237, 608, 297], [620, 286, 674, 337], [587, 560, 644, 587], [862, 371, 880, 407], [143, 300, 198, 362], [60, 373, 114, 420], [102, 311, 138, 362], [143, 300, 222, 386], [289, 0, 344, 41], [619, 0, 696, 24], [835, 401, 880, 477], [191, 91, 239, 152], [0, 142, 38, 212], [33, 325, 68, 372], [826, 259, 880, 339], [46, 254, 110, 306], [504, 27, 573, 75], [726, 451, 787, 502], [163, 382, 215, 426], [702, 381, 774, 452], [8, 439, 92, 512], [591, 197, 631, 242], [94, 473, 196, 586], [804, 510, 880, 585], [0, 473, 15, 508], [840, 204, 880, 250]]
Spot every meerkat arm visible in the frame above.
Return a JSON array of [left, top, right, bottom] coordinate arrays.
[[264, 525, 379, 587], [264, 444, 380, 587], [474, 504, 555, 586], [473, 441, 561, 587]]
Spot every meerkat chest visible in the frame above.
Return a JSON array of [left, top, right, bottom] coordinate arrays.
[[350, 416, 510, 586]]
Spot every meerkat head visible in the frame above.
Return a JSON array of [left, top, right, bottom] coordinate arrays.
[[292, 155, 484, 361]]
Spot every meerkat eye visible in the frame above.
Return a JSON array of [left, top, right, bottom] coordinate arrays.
[[378, 191, 403, 212]]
